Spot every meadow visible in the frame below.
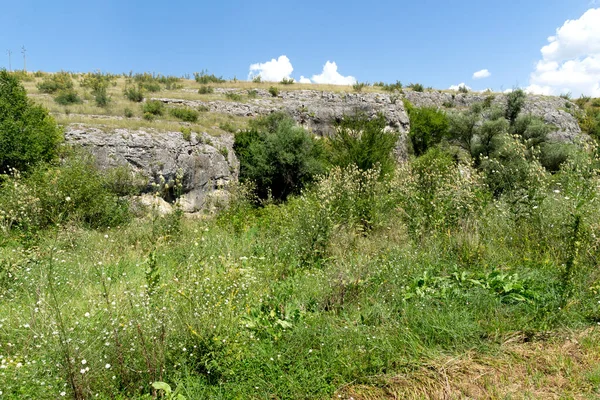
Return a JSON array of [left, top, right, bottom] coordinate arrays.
[[1, 70, 600, 399]]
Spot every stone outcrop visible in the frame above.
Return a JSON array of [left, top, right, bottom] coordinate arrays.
[[64, 88, 584, 212], [65, 125, 238, 212]]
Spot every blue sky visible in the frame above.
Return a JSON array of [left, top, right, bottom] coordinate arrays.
[[1, 0, 599, 95]]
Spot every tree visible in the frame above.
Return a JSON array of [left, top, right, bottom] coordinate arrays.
[[404, 100, 449, 156], [328, 112, 399, 178], [0, 70, 63, 173], [234, 113, 326, 201]]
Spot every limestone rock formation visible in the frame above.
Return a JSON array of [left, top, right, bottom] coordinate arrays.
[[65, 125, 238, 212]]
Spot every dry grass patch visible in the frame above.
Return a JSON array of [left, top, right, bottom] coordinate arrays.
[[335, 328, 600, 400]]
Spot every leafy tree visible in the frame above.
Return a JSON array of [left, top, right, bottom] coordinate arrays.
[[404, 100, 449, 156], [505, 88, 526, 126], [328, 112, 398, 178], [234, 113, 326, 201], [0, 70, 63, 173]]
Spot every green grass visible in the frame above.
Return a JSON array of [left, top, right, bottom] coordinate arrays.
[[2, 153, 600, 398]]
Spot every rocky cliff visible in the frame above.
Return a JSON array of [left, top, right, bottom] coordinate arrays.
[[65, 89, 582, 211]]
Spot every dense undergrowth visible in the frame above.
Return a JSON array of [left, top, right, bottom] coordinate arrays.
[[1, 71, 600, 399]]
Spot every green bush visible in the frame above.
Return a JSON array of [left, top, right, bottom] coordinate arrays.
[[54, 88, 82, 105], [36, 71, 73, 94], [352, 82, 367, 92], [268, 86, 279, 97], [198, 86, 214, 94], [124, 107, 134, 118], [328, 113, 398, 178], [81, 71, 115, 107], [505, 88, 526, 125], [408, 82, 424, 92], [0, 150, 131, 232], [404, 100, 449, 156], [280, 78, 294, 85], [234, 113, 326, 201], [225, 92, 243, 101], [143, 100, 165, 116], [169, 107, 199, 122], [124, 84, 144, 102], [0, 70, 63, 173], [194, 70, 225, 84]]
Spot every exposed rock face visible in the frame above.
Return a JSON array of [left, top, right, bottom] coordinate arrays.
[[64, 89, 583, 212], [65, 125, 238, 212], [156, 89, 581, 153]]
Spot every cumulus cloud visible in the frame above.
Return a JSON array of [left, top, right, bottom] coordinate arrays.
[[449, 82, 471, 91], [248, 55, 293, 82], [473, 69, 491, 79], [528, 8, 600, 97], [299, 76, 312, 84], [310, 61, 356, 85]]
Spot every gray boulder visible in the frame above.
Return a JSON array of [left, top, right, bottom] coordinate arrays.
[[65, 125, 238, 212]]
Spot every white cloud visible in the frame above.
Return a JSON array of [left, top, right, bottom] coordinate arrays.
[[503, 88, 514, 94], [524, 84, 554, 95], [449, 82, 471, 91], [299, 76, 311, 84], [528, 8, 600, 97], [473, 69, 491, 79], [248, 55, 293, 82], [310, 61, 356, 85]]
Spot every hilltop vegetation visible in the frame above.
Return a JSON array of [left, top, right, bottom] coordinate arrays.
[[1, 70, 600, 399]]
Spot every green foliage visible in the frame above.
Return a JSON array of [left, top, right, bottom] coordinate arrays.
[[505, 88, 526, 125], [408, 82, 424, 92], [194, 70, 225, 84], [0, 70, 63, 173], [352, 82, 367, 92], [280, 77, 294, 85], [225, 92, 243, 101], [0, 150, 131, 232], [36, 71, 74, 94], [328, 113, 399, 178], [197, 85, 214, 94], [123, 84, 144, 102], [404, 100, 449, 156], [54, 88, 82, 105], [377, 80, 403, 92], [394, 147, 488, 236], [458, 85, 469, 94], [252, 75, 262, 83], [180, 126, 192, 141], [124, 107, 134, 118], [142, 100, 165, 116], [268, 86, 279, 97], [234, 113, 326, 201], [81, 71, 115, 107], [169, 107, 199, 122], [247, 89, 258, 98]]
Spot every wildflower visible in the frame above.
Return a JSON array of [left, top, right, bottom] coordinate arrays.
[[80, 369, 86, 374], [60, 392, 66, 396], [84, 312, 90, 318], [81, 359, 87, 365], [105, 363, 111, 369], [65, 196, 71, 202]]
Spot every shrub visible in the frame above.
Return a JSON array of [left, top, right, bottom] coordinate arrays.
[[380, 80, 403, 92], [142, 100, 164, 116], [143, 112, 155, 121], [142, 82, 161, 92], [247, 89, 258, 99], [194, 70, 225, 84], [124, 107, 134, 118], [505, 88, 526, 125], [328, 113, 399, 178], [392, 147, 488, 237], [198, 86, 214, 94], [252, 75, 262, 83], [268, 86, 279, 97], [280, 78, 294, 85], [234, 113, 326, 201], [404, 100, 449, 156], [225, 92, 243, 101], [81, 72, 115, 107], [124, 84, 144, 102], [36, 71, 73, 94], [458, 85, 469, 94], [54, 89, 82, 105], [169, 107, 199, 122], [180, 126, 192, 141], [0, 70, 63, 173], [408, 83, 424, 92], [352, 82, 367, 92], [0, 151, 131, 231]]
